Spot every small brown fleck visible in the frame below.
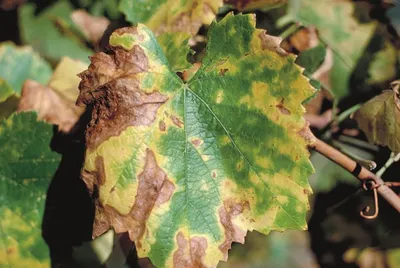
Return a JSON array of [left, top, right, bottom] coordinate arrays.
[[219, 68, 228, 76], [276, 98, 291, 115], [212, 171, 217, 178], [303, 188, 311, 195], [159, 120, 166, 131], [191, 139, 202, 147], [170, 115, 184, 128], [298, 121, 316, 145], [173, 232, 207, 268]]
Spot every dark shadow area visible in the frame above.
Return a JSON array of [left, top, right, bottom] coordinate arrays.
[[309, 152, 400, 267], [42, 111, 95, 267]]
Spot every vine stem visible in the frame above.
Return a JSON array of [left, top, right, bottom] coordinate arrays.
[[310, 138, 400, 213]]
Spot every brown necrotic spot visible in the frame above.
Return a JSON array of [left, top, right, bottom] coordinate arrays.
[[219, 68, 228, 76], [91, 149, 175, 248], [191, 138, 202, 147], [159, 120, 166, 131], [218, 200, 249, 260], [173, 232, 208, 268], [276, 97, 291, 115], [81, 156, 106, 196], [77, 31, 169, 149], [170, 115, 184, 128]]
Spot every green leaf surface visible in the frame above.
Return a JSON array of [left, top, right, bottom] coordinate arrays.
[[78, 13, 315, 267], [224, 0, 287, 11], [19, 1, 92, 63], [0, 112, 61, 267], [387, 4, 400, 36], [157, 32, 193, 72], [0, 43, 52, 97], [367, 41, 397, 85], [119, 0, 223, 35], [77, 0, 121, 20], [279, 0, 377, 98], [296, 44, 326, 76]]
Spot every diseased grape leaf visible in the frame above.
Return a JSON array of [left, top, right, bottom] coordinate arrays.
[[19, 1, 92, 63], [0, 112, 61, 267], [224, 0, 287, 11], [278, 0, 377, 98], [0, 42, 52, 120], [353, 81, 400, 155], [19, 57, 87, 133], [119, 0, 223, 36], [157, 32, 193, 72], [78, 13, 315, 267], [71, 10, 110, 46]]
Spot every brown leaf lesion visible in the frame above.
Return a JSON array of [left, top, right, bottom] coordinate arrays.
[[89, 149, 175, 249], [77, 28, 169, 149], [18, 80, 84, 133], [173, 232, 208, 268], [218, 199, 249, 260]]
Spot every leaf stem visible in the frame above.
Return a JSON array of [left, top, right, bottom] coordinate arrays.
[[376, 153, 400, 177], [320, 103, 362, 139], [279, 23, 300, 40], [310, 138, 400, 213]]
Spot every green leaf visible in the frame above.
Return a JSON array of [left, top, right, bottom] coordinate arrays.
[[119, 0, 223, 35], [279, 0, 377, 98], [296, 44, 326, 98], [296, 44, 326, 76], [387, 4, 400, 36], [19, 1, 92, 63], [78, 13, 315, 267], [224, 0, 287, 11], [157, 32, 193, 72], [0, 43, 52, 97], [0, 42, 52, 120], [353, 81, 400, 155], [0, 112, 61, 267], [367, 41, 397, 85]]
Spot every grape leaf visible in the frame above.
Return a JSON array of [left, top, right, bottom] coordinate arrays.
[[367, 41, 397, 85], [279, 0, 377, 98], [387, 3, 400, 36], [18, 57, 87, 133], [19, 1, 92, 63], [77, 0, 121, 20], [353, 81, 400, 155], [119, 0, 223, 36], [78, 13, 315, 267], [224, 0, 287, 11], [0, 42, 52, 97], [295, 44, 326, 93], [157, 33, 193, 72], [0, 112, 61, 267], [0, 42, 52, 120], [47, 57, 88, 103]]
